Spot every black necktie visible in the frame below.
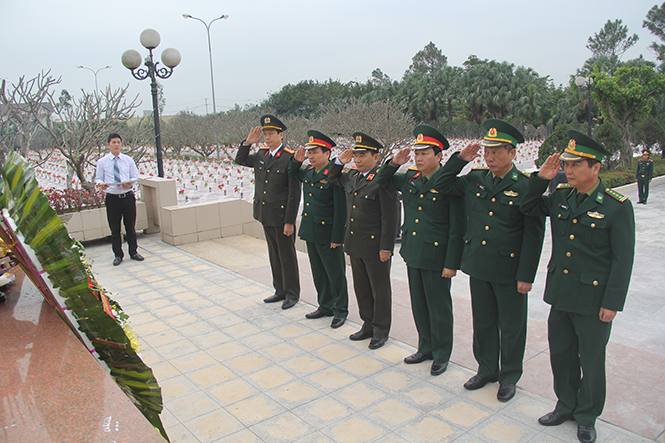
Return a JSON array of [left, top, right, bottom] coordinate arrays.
[[493, 176, 501, 186], [578, 192, 587, 204]]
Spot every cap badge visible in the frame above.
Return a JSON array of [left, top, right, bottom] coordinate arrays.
[[309, 136, 314, 143], [417, 133, 424, 142], [489, 128, 498, 137], [568, 139, 576, 150], [264, 117, 271, 124], [355, 135, 362, 143]]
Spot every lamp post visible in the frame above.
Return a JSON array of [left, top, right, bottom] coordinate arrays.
[[183, 13, 229, 160], [77, 65, 111, 94], [121, 29, 181, 178], [575, 76, 594, 136]]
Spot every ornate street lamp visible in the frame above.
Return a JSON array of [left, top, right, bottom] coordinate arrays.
[[77, 65, 111, 94], [121, 29, 181, 178], [575, 76, 594, 136]]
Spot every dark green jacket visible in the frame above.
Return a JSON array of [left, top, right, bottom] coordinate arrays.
[[521, 176, 635, 315], [235, 143, 301, 227], [432, 154, 545, 285], [636, 159, 654, 180], [328, 162, 399, 259], [377, 162, 465, 272], [288, 159, 346, 245]]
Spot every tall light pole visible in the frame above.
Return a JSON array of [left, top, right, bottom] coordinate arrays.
[[183, 13, 229, 160], [121, 29, 181, 178], [575, 76, 594, 136], [77, 65, 111, 94]]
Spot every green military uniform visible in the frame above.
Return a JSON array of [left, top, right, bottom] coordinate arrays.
[[287, 131, 348, 318], [636, 152, 654, 204], [377, 126, 466, 364], [235, 115, 301, 302], [521, 130, 635, 428], [328, 133, 399, 339], [432, 120, 545, 385]]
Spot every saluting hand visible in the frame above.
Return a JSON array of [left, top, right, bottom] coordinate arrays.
[[338, 149, 353, 165], [245, 126, 262, 146], [538, 154, 561, 181], [458, 142, 481, 162], [391, 147, 411, 166], [294, 146, 306, 163]]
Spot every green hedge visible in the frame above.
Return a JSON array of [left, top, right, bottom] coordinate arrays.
[[600, 157, 665, 188]]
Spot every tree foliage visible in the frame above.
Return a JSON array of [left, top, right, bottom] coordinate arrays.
[[644, 2, 665, 67], [587, 19, 639, 59]]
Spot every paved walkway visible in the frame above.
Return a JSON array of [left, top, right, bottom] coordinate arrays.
[[84, 178, 665, 443]]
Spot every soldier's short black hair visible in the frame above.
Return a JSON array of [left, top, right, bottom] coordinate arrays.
[[585, 158, 600, 168], [108, 133, 122, 143]]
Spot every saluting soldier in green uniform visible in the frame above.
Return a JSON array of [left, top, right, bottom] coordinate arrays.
[[328, 133, 399, 349], [432, 119, 545, 401], [636, 150, 654, 204], [521, 130, 635, 443], [236, 115, 301, 310], [377, 125, 465, 376], [288, 131, 349, 328]]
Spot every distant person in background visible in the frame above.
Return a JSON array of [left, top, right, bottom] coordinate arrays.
[[288, 130, 348, 328], [95, 133, 143, 266], [236, 115, 301, 310], [636, 150, 654, 204]]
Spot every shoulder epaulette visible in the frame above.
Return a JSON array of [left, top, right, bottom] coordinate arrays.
[[556, 183, 574, 189], [520, 171, 531, 178], [605, 188, 628, 202], [259, 146, 269, 150], [408, 166, 418, 170], [472, 166, 489, 171], [283, 147, 295, 154]]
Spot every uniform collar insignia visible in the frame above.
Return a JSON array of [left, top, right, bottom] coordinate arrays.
[[412, 171, 421, 179], [367, 173, 375, 181], [511, 171, 518, 181], [264, 150, 269, 157], [587, 211, 605, 219], [595, 193, 604, 204], [323, 168, 329, 175], [275, 150, 282, 158], [504, 190, 519, 197]]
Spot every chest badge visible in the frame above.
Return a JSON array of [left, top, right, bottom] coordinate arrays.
[[504, 190, 519, 197], [587, 211, 605, 219]]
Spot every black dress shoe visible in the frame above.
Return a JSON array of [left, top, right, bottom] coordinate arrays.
[[281, 298, 297, 309], [305, 309, 333, 319], [577, 425, 596, 443], [349, 330, 372, 341], [538, 411, 573, 426], [404, 352, 433, 364], [264, 293, 286, 303], [130, 253, 144, 261], [430, 361, 448, 376], [497, 383, 516, 402], [330, 316, 346, 329], [113, 257, 123, 266], [463, 374, 499, 390], [368, 337, 387, 349]]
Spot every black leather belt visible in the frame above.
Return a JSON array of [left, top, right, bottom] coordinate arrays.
[[108, 191, 133, 198]]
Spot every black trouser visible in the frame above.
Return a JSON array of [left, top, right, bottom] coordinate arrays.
[[637, 178, 650, 203], [350, 255, 392, 338], [105, 191, 138, 258], [263, 224, 300, 300]]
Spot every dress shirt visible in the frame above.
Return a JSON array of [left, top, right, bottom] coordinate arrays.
[[95, 153, 139, 195]]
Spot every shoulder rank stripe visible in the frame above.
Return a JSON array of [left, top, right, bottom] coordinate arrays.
[[259, 146, 269, 149], [283, 147, 295, 154], [408, 166, 418, 170], [605, 188, 628, 202], [556, 183, 574, 189], [472, 167, 489, 170], [520, 171, 531, 178]]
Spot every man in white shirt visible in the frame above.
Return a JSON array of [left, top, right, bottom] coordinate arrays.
[[95, 133, 144, 266]]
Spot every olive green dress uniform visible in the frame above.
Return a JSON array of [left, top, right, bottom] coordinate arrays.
[[377, 128, 465, 364], [235, 115, 301, 302], [288, 153, 349, 318], [636, 154, 654, 204], [432, 121, 545, 385], [520, 130, 635, 428], [328, 134, 399, 339]]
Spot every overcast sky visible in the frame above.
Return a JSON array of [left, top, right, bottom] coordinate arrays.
[[1, 0, 661, 117]]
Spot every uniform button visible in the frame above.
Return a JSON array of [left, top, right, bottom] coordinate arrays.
[[311, 183, 314, 187], [509, 201, 514, 205], [267, 169, 270, 173], [415, 219, 419, 223], [563, 269, 569, 274], [309, 193, 312, 196], [482, 240, 487, 245], [572, 218, 577, 223], [489, 211, 494, 216], [306, 203, 309, 206], [321, 221, 325, 225], [418, 206, 422, 211], [350, 218, 354, 222], [566, 252, 571, 257], [263, 190, 267, 194], [510, 253, 515, 257], [265, 180, 268, 183], [485, 226, 489, 230], [262, 202, 265, 205], [591, 223, 596, 228], [353, 205, 356, 209], [412, 232, 416, 236], [476, 193, 480, 197], [281, 205, 284, 209], [558, 214, 562, 218], [569, 234, 575, 240], [420, 194, 424, 198], [354, 192, 357, 196], [350, 231, 354, 234], [491, 198, 496, 202], [304, 213, 307, 216], [371, 235, 375, 239], [593, 280, 599, 286], [434, 242, 439, 246], [432, 197, 436, 201]]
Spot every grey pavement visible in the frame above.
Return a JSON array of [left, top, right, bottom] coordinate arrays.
[[83, 177, 665, 443]]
